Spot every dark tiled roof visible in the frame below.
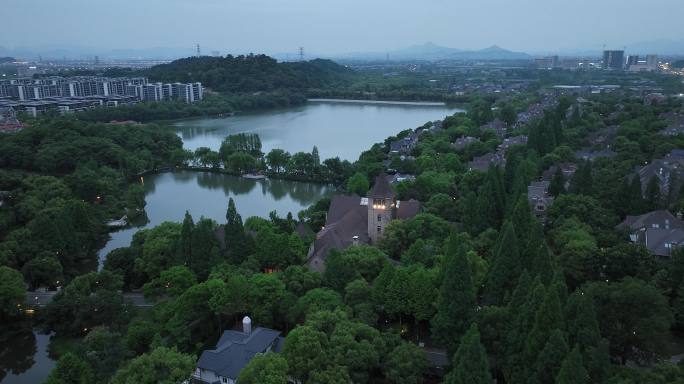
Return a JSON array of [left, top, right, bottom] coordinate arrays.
[[646, 228, 684, 256], [618, 210, 683, 231], [308, 195, 369, 273], [397, 199, 421, 219], [369, 174, 396, 199], [197, 327, 281, 379]]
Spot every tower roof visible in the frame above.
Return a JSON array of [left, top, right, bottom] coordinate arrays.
[[369, 174, 395, 199]]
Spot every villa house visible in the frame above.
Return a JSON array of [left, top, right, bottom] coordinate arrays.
[[661, 117, 684, 136], [574, 149, 617, 161], [527, 180, 554, 218], [634, 149, 684, 198], [617, 210, 684, 257], [467, 152, 505, 172], [389, 132, 420, 156], [452, 136, 480, 150], [193, 317, 283, 384], [480, 119, 507, 138], [307, 175, 420, 272]]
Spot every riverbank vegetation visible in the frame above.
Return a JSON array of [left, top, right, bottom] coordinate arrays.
[[0, 118, 182, 288]]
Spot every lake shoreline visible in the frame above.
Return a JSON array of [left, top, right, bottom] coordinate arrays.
[[307, 98, 450, 107]]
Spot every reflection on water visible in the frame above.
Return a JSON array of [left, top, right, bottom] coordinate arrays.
[[173, 102, 462, 161], [98, 171, 334, 266], [0, 329, 54, 384]]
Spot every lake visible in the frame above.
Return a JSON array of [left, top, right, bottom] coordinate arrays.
[[98, 100, 459, 265], [174, 100, 462, 161], [0, 330, 55, 384], [98, 171, 335, 266]]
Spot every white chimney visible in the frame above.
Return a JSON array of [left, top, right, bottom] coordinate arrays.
[[242, 316, 252, 335], [352, 235, 359, 246]]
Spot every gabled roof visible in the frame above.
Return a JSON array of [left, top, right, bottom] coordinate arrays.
[[618, 210, 684, 231], [397, 199, 421, 219], [369, 174, 396, 199], [308, 195, 370, 273], [197, 327, 281, 379], [645, 228, 684, 256]]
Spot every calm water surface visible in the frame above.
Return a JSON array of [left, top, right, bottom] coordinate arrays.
[[0, 330, 55, 384], [98, 171, 334, 265], [174, 100, 462, 160]]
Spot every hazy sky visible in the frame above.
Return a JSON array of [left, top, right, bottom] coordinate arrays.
[[3, 0, 684, 55]]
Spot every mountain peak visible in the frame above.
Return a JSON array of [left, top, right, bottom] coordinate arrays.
[[482, 45, 505, 52]]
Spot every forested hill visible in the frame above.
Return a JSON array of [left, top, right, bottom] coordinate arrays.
[[144, 54, 354, 93]]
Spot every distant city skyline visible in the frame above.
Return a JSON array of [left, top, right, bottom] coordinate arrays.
[[3, 0, 684, 57]]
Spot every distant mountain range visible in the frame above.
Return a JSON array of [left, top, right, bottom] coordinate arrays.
[[331, 42, 532, 61], [2, 39, 683, 63]]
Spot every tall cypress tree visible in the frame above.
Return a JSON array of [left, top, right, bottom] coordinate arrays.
[[484, 221, 520, 305], [432, 236, 476, 356], [190, 218, 221, 279], [549, 167, 566, 197], [628, 175, 645, 213], [511, 195, 533, 252], [480, 165, 505, 229], [225, 198, 250, 264], [462, 191, 485, 234], [531, 329, 569, 384], [569, 160, 593, 196], [527, 221, 553, 284], [445, 324, 492, 384], [556, 346, 590, 384], [523, 288, 565, 376], [550, 269, 569, 306], [179, 211, 194, 266], [645, 175, 662, 211], [504, 279, 545, 383], [565, 291, 609, 383]]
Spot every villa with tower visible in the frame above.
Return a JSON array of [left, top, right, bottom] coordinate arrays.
[[306, 174, 420, 272]]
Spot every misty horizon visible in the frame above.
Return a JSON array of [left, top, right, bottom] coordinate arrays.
[[3, 0, 684, 58]]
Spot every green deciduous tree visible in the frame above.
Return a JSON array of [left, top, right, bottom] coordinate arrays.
[[589, 277, 673, 363], [142, 265, 197, 299], [0, 266, 26, 322], [384, 342, 428, 384], [45, 353, 95, 384], [238, 353, 289, 384], [283, 325, 327, 383], [347, 172, 369, 195], [110, 347, 194, 384]]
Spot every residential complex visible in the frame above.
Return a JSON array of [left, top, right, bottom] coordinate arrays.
[[0, 76, 203, 117]]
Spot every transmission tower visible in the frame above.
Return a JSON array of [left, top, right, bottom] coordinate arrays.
[[196, 44, 201, 57], [298, 47, 304, 61]]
